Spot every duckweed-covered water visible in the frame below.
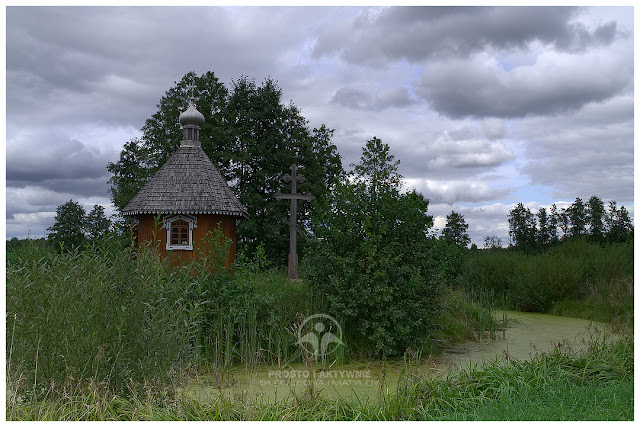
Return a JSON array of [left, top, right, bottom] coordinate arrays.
[[188, 311, 611, 403]]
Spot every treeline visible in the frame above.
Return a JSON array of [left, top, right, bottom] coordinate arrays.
[[7, 201, 125, 254], [508, 197, 633, 252]]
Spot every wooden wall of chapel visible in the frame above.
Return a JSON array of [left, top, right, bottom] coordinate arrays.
[[134, 214, 237, 268]]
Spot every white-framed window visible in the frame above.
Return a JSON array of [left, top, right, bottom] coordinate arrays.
[[163, 215, 197, 250]]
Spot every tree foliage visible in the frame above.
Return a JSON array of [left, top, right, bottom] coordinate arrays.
[[586, 195, 606, 243], [350, 136, 401, 194], [483, 235, 502, 249], [107, 71, 343, 263], [85, 205, 112, 240], [303, 138, 442, 357], [441, 211, 471, 247], [567, 197, 587, 236], [47, 200, 113, 252], [508, 196, 633, 252], [508, 203, 537, 251], [47, 200, 88, 251]]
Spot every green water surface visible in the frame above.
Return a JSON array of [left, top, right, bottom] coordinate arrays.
[[187, 311, 612, 403]]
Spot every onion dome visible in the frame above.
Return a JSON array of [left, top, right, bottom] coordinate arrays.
[[179, 97, 205, 127], [179, 97, 205, 146]]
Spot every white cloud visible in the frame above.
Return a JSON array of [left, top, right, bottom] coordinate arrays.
[[408, 179, 511, 205]]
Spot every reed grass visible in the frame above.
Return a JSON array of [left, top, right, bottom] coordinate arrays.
[[6, 234, 316, 399]]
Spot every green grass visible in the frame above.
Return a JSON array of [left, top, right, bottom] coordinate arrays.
[[458, 380, 632, 420]]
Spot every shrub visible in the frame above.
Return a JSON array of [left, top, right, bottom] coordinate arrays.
[[303, 181, 443, 357]]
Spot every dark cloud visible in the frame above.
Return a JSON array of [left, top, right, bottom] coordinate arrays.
[[514, 95, 634, 202], [6, 6, 320, 129], [412, 50, 632, 119], [6, 186, 75, 220], [7, 132, 116, 197], [314, 6, 624, 66]]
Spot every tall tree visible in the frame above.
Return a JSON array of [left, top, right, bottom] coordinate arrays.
[[536, 207, 552, 246], [586, 195, 606, 243], [47, 200, 86, 252], [224, 76, 342, 260], [107, 139, 153, 213], [548, 203, 560, 242], [508, 203, 537, 251], [606, 201, 634, 243], [85, 205, 112, 240], [556, 207, 570, 238], [107, 71, 343, 262], [567, 197, 587, 237], [305, 138, 437, 356], [351, 136, 401, 195], [441, 211, 471, 247]]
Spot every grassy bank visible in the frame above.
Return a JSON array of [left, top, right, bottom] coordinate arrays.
[[8, 333, 632, 421], [463, 238, 633, 327]]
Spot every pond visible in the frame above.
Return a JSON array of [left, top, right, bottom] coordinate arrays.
[[187, 311, 612, 403]]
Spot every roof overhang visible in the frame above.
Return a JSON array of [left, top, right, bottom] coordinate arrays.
[[122, 209, 249, 219]]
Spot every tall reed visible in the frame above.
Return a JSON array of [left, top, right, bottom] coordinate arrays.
[[6, 235, 201, 398]]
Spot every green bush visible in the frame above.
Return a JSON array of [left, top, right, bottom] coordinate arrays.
[[303, 181, 444, 357]]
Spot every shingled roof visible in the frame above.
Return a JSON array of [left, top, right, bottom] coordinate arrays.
[[122, 145, 247, 217], [123, 98, 247, 218]]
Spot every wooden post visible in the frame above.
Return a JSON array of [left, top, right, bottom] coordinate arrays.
[[274, 164, 313, 279]]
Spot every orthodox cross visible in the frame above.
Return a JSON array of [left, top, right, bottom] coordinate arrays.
[[274, 164, 313, 279]]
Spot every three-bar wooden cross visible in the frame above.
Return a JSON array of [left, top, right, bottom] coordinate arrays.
[[274, 164, 313, 279]]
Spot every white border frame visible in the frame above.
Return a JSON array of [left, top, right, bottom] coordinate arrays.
[[163, 214, 198, 251]]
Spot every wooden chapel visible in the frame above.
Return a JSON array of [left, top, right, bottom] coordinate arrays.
[[122, 98, 247, 267]]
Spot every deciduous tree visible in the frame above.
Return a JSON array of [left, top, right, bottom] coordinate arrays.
[[606, 201, 634, 243], [586, 195, 606, 243], [47, 200, 86, 251], [508, 203, 537, 251], [305, 138, 440, 357], [85, 205, 112, 240], [567, 197, 587, 237], [441, 211, 471, 247], [536, 207, 551, 246]]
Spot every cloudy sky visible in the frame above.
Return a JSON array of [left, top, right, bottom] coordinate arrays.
[[4, 5, 635, 246]]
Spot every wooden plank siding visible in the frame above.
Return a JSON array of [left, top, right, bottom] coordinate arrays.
[[134, 214, 238, 268]]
